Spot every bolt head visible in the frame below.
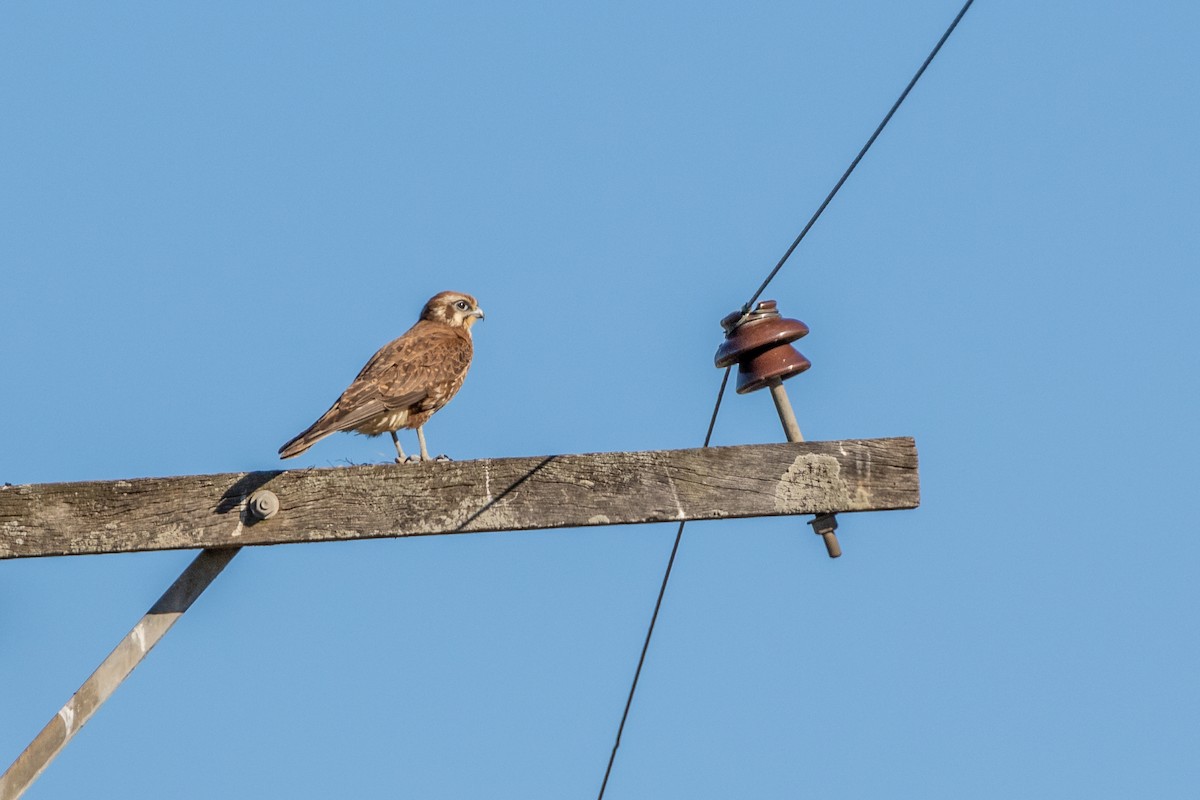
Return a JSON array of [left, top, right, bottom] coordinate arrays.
[[247, 489, 280, 520]]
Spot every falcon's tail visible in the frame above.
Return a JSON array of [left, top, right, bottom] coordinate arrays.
[[279, 391, 405, 459], [278, 418, 337, 459]]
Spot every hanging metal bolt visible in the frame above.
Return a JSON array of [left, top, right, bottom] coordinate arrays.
[[808, 513, 841, 559], [714, 300, 842, 558], [247, 489, 280, 521]]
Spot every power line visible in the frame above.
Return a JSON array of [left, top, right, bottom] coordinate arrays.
[[596, 367, 731, 800], [597, 2, 976, 796], [745, 0, 977, 312]]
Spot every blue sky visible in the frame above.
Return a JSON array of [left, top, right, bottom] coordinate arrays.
[[2, 1, 1198, 797]]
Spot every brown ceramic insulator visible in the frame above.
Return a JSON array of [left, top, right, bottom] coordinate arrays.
[[714, 300, 809, 367], [735, 346, 811, 394], [714, 300, 812, 394]]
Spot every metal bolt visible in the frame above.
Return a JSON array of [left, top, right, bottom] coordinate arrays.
[[247, 489, 280, 521], [809, 513, 842, 559]]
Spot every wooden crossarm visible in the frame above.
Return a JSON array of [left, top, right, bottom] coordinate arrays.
[[0, 438, 919, 560]]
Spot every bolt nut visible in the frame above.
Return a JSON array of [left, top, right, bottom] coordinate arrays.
[[809, 514, 838, 536], [809, 513, 842, 559], [247, 489, 280, 520]]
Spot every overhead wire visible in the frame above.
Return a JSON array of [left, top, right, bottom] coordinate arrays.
[[745, 0, 977, 312], [595, 366, 731, 800], [597, 2, 976, 797]]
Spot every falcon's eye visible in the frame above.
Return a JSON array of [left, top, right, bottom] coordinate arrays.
[[455, 300, 469, 311]]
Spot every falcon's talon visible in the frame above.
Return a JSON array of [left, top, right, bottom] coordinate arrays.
[[404, 455, 424, 464], [276, 292, 484, 462], [434, 454, 452, 462]]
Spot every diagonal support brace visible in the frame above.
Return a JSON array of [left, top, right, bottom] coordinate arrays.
[[0, 548, 240, 800]]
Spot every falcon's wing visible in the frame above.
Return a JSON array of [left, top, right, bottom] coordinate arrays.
[[278, 322, 471, 456], [340, 322, 471, 415]]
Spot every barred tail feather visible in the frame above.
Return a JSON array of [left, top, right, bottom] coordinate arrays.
[[278, 408, 343, 459], [278, 425, 334, 459]]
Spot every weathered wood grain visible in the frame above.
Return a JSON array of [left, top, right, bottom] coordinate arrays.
[[0, 438, 918, 560]]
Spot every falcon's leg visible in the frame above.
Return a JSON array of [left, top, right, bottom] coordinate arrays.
[[416, 426, 452, 462], [390, 431, 407, 464]]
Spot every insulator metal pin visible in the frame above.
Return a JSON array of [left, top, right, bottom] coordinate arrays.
[[715, 300, 842, 558]]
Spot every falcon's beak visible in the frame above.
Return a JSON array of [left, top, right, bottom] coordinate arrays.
[[472, 308, 485, 321]]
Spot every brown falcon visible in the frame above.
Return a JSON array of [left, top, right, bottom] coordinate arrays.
[[278, 291, 484, 462]]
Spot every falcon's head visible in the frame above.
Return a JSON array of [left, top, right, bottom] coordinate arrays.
[[421, 291, 485, 331]]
